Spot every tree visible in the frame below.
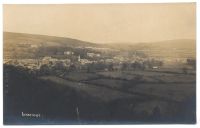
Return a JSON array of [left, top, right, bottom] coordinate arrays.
[[39, 64, 51, 75], [69, 64, 76, 72], [108, 63, 114, 71], [122, 63, 128, 70], [182, 67, 188, 74], [187, 59, 196, 70]]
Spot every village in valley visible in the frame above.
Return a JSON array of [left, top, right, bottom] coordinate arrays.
[[3, 32, 196, 124], [3, 40, 195, 76]]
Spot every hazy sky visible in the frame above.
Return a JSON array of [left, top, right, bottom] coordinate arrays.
[[3, 3, 196, 43]]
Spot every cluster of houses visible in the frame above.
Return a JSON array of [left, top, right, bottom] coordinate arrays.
[[4, 49, 166, 73]]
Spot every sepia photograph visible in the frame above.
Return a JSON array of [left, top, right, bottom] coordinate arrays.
[[3, 3, 196, 124]]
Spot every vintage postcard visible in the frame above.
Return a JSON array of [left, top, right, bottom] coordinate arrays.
[[3, 3, 196, 124]]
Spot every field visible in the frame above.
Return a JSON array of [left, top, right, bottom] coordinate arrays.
[[62, 72, 100, 81], [40, 76, 142, 103], [38, 67, 195, 123], [4, 63, 196, 124]]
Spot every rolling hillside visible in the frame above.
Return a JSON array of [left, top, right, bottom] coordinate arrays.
[[105, 39, 196, 59], [3, 32, 99, 59], [4, 32, 97, 47], [4, 32, 196, 59]]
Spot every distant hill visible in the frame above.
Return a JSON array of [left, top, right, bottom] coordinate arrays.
[[3, 32, 100, 59], [4, 32, 196, 59], [133, 39, 195, 50], [4, 32, 98, 47], [105, 39, 196, 59]]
